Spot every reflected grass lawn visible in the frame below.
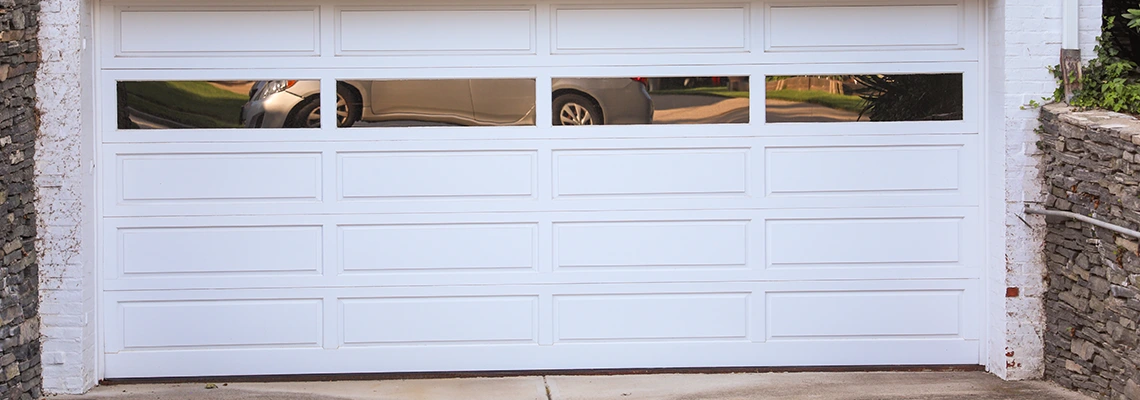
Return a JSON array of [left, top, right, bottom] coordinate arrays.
[[650, 86, 751, 99], [766, 90, 866, 113], [122, 81, 248, 128]]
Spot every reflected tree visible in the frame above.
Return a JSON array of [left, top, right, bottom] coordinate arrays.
[[855, 74, 963, 121]]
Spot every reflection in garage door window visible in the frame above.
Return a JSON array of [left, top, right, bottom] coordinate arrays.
[[552, 77, 749, 126], [117, 80, 320, 129], [335, 79, 537, 128], [765, 74, 963, 123]]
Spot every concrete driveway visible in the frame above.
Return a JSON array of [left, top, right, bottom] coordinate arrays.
[[53, 372, 1090, 400]]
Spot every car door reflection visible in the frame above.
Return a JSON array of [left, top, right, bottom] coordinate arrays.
[[553, 76, 749, 126]]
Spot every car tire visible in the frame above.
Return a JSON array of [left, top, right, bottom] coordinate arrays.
[[553, 94, 602, 126], [287, 85, 360, 128], [287, 96, 321, 128]]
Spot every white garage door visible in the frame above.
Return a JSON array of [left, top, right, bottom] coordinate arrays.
[[97, 0, 985, 378]]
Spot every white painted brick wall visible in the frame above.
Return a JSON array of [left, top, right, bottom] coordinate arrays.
[[30, 0, 1104, 393], [988, 0, 1102, 381], [36, 0, 96, 394]]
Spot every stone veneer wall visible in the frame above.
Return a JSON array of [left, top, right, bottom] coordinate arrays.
[[1038, 103, 1140, 400], [0, 0, 41, 398]]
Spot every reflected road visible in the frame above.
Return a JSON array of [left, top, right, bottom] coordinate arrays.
[[765, 99, 860, 123], [653, 94, 749, 124]]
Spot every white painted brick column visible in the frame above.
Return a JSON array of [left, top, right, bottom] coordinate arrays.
[[35, 0, 96, 394], [986, 0, 1101, 381]]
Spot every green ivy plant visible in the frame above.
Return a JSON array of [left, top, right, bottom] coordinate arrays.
[[1058, 16, 1140, 114], [1124, 8, 1140, 30]]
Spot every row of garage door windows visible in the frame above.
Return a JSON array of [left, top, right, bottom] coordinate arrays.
[[116, 74, 964, 130]]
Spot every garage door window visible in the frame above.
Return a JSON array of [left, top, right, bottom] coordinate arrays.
[[553, 76, 749, 126], [336, 79, 537, 128], [117, 80, 319, 129], [765, 73, 963, 123]]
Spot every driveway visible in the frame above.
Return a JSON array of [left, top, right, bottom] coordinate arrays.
[[651, 94, 750, 124], [765, 99, 861, 122], [53, 372, 1089, 400]]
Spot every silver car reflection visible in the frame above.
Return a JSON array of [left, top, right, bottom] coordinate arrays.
[[241, 78, 654, 128]]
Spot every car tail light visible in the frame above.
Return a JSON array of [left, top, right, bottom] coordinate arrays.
[[631, 77, 648, 88]]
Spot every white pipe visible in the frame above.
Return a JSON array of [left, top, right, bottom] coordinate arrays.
[[1025, 208, 1140, 240], [1063, 0, 1079, 50]]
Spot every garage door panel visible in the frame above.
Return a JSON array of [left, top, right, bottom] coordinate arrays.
[[108, 299, 324, 352], [116, 225, 323, 277], [115, 152, 323, 203], [340, 296, 538, 345], [101, 1, 978, 69], [552, 5, 749, 54], [338, 151, 537, 200], [554, 293, 750, 342], [114, 7, 320, 57], [766, 290, 963, 340], [766, 217, 962, 269], [103, 136, 977, 217], [102, 208, 979, 292], [553, 148, 750, 198], [554, 220, 750, 269], [102, 338, 980, 378], [766, 3, 963, 52], [338, 8, 535, 55], [339, 223, 538, 273], [765, 145, 963, 196], [102, 280, 978, 377]]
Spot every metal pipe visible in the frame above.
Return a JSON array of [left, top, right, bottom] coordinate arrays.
[[1025, 207, 1140, 240], [1063, 0, 1079, 50]]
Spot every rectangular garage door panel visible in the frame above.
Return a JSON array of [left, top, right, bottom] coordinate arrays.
[[554, 149, 749, 197], [766, 145, 961, 196], [115, 300, 323, 351], [338, 9, 534, 54], [551, 294, 747, 344], [340, 296, 538, 345], [766, 291, 962, 339], [553, 6, 748, 53], [117, 226, 322, 277], [766, 218, 961, 268], [339, 223, 537, 272], [339, 151, 536, 200], [555, 221, 748, 268], [117, 9, 319, 56], [767, 4, 961, 50], [554, 293, 749, 341], [118, 153, 322, 202]]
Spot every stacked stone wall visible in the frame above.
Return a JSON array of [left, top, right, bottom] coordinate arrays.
[[1039, 103, 1140, 400], [0, 0, 40, 398]]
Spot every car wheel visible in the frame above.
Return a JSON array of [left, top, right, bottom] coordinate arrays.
[[288, 97, 322, 128], [287, 85, 360, 128], [554, 94, 602, 126]]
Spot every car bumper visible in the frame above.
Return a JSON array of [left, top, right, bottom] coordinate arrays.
[[242, 92, 305, 128]]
